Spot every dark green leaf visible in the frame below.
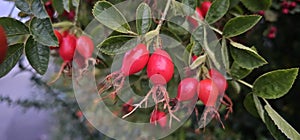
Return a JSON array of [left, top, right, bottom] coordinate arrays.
[[230, 61, 253, 79], [136, 3, 151, 35], [205, 0, 230, 24], [167, 16, 189, 36], [191, 37, 203, 56], [221, 38, 229, 71], [230, 0, 240, 9], [253, 68, 299, 99], [265, 104, 300, 140], [230, 41, 267, 69], [182, 0, 197, 10], [243, 93, 259, 117], [192, 25, 204, 46], [0, 17, 30, 36], [264, 112, 288, 140], [52, 0, 64, 14], [30, 0, 49, 19], [241, 0, 272, 12], [25, 36, 50, 75], [223, 15, 262, 38], [15, 0, 32, 14], [253, 94, 265, 121], [97, 35, 136, 55], [30, 17, 58, 46], [92, 1, 131, 34], [0, 44, 23, 78], [170, 0, 194, 17]]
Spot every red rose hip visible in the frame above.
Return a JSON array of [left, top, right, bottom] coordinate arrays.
[[176, 78, 198, 101]]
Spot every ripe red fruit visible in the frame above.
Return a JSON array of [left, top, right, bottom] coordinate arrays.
[[281, 1, 289, 8], [187, 7, 204, 30], [147, 49, 174, 85], [76, 35, 94, 58], [209, 69, 228, 93], [54, 30, 63, 44], [122, 49, 179, 127], [76, 110, 83, 118], [268, 33, 276, 39], [59, 34, 77, 62], [290, 2, 297, 8], [44, 1, 55, 20], [122, 98, 134, 114], [98, 44, 149, 98], [282, 8, 289, 14], [121, 44, 149, 76], [150, 110, 167, 128], [62, 30, 69, 37], [50, 30, 63, 49], [198, 79, 219, 106], [0, 26, 8, 64], [48, 34, 77, 85], [176, 78, 198, 101], [258, 10, 265, 16], [196, 7, 204, 19], [200, 1, 212, 17]]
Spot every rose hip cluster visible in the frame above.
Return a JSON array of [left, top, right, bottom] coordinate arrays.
[[281, 0, 298, 14], [176, 69, 232, 129], [48, 30, 95, 85], [98, 43, 232, 128], [97, 44, 180, 127]]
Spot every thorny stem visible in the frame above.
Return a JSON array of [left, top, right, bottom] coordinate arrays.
[[47, 61, 69, 85], [237, 79, 254, 89], [8, 5, 15, 17], [122, 86, 156, 119], [160, 86, 180, 128], [74, 0, 80, 27], [155, 0, 172, 32]]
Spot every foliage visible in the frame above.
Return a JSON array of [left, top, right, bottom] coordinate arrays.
[[0, 0, 300, 139]]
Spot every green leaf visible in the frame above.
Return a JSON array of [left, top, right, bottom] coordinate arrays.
[[136, 3, 152, 35], [221, 38, 230, 71], [230, 41, 267, 69], [52, 0, 64, 14], [189, 54, 206, 69], [230, 61, 253, 79], [167, 16, 189, 36], [93, 1, 131, 34], [223, 15, 262, 38], [243, 93, 259, 117], [205, 0, 230, 24], [264, 112, 288, 140], [25, 36, 50, 75], [0, 17, 30, 36], [241, 0, 272, 12], [30, 17, 58, 46], [0, 44, 23, 78], [30, 0, 49, 19], [97, 35, 136, 55], [265, 104, 300, 140], [253, 68, 299, 99], [253, 94, 265, 121], [15, 0, 32, 14]]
